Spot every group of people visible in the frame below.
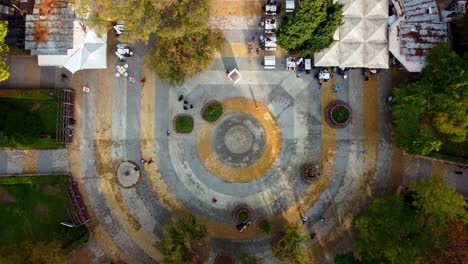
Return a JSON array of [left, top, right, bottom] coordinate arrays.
[[140, 158, 154, 165], [178, 95, 193, 110], [236, 221, 251, 233]]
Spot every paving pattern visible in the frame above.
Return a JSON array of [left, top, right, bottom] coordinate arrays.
[[1, 0, 467, 263]]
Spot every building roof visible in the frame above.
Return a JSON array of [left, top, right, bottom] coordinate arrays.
[[314, 0, 389, 69], [24, 0, 74, 55], [37, 21, 107, 73], [389, 0, 448, 72]]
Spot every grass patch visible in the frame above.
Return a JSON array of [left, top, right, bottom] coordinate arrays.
[[331, 106, 350, 124], [238, 210, 250, 223], [174, 115, 194, 133], [0, 177, 89, 263], [0, 90, 63, 148], [259, 219, 271, 234], [202, 102, 223, 122]]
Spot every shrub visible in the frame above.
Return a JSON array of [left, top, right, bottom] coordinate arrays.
[[202, 102, 223, 122], [238, 210, 250, 223], [174, 115, 194, 133], [259, 219, 271, 234], [331, 106, 350, 124]]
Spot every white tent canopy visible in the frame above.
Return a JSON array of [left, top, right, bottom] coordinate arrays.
[[314, 0, 389, 69], [38, 21, 107, 73]]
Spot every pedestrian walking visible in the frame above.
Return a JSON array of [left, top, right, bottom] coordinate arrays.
[[178, 95, 184, 101], [148, 157, 154, 164], [319, 216, 325, 222], [212, 197, 217, 203], [166, 130, 171, 136], [310, 232, 316, 239], [134, 167, 139, 171], [301, 216, 308, 225], [140, 78, 146, 85], [140, 158, 147, 164]]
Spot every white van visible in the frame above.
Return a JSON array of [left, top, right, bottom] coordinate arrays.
[[264, 55, 276, 70]]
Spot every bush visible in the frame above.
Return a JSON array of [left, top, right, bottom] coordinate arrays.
[[259, 219, 271, 234], [238, 210, 250, 223], [331, 106, 350, 124], [202, 102, 223, 122], [174, 115, 194, 133]]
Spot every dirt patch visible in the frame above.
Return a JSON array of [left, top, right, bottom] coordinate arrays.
[[67, 246, 92, 264], [34, 204, 48, 215], [30, 102, 42, 112], [0, 186, 16, 203]]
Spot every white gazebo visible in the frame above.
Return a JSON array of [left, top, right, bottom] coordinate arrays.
[[38, 21, 107, 73]]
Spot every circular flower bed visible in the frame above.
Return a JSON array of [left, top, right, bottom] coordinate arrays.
[[201, 101, 223, 123], [190, 241, 208, 264], [256, 217, 271, 234], [214, 254, 234, 264], [300, 163, 320, 182], [232, 204, 253, 224], [325, 101, 352, 128], [174, 114, 194, 133]]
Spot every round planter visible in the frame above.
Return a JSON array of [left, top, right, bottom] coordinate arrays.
[[256, 217, 271, 234], [300, 163, 320, 183], [232, 204, 253, 224], [325, 101, 352, 128], [201, 100, 223, 123], [214, 254, 234, 264], [189, 241, 208, 264], [173, 114, 194, 134]]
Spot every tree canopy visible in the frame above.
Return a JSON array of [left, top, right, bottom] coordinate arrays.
[[353, 175, 468, 264], [160, 215, 207, 264], [276, 0, 343, 55], [147, 0, 224, 85], [77, 0, 176, 43], [79, 0, 224, 85], [0, 21, 9, 82], [392, 44, 468, 155], [272, 224, 308, 264]]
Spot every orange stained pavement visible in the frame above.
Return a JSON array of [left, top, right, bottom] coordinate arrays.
[[21, 149, 38, 174], [197, 97, 281, 183]]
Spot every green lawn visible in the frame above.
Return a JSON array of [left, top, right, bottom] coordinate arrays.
[[0, 93, 63, 148], [331, 106, 350, 124], [0, 183, 69, 242], [0, 177, 89, 263], [174, 115, 194, 133], [202, 102, 223, 122]]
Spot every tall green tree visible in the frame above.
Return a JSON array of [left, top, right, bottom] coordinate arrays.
[[147, 0, 224, 85], [77, 0, 176, 42], [354, 195, 424, 264], [354, 175, 468, 263], [272, 224, 308, 264], [412, 174, 468, 227], [393, 44, 468, 155], [276, 0, 343, 54], [0, 21, 9, 82], [160, 215, 207, 264]]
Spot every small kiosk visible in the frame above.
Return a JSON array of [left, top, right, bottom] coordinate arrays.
[[228, 69, 242, 85]]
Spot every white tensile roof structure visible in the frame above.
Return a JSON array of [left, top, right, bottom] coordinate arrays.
[[314, 0, 389, 69], [38, 21, 107, 73]]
